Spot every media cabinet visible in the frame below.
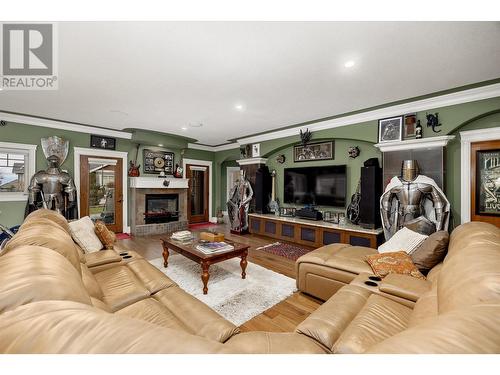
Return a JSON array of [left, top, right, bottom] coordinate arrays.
[[248, 213, 384, 248]]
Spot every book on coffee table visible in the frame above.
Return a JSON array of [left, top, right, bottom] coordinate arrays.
[[196, 241, 234, 254]]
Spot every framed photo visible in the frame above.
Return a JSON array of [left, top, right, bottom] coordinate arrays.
[[403, 113, 417, 139], [475, 149, 500, 217], [378, 116, 403, 143], [294, 141, 334, 162], [279, 207, 296, 217], [143, 149, 175, 175], [90, 135, 116, 150], [252, 143, 260, 157], [323, 211, 339, 224]]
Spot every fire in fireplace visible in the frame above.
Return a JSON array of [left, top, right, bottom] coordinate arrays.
[[144, 194, 179, 224]]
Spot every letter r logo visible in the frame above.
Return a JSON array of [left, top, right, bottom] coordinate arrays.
[[2, 23, 53, 76]]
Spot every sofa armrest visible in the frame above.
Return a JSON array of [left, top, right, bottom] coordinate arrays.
[[379, 274, 432, 302], [84, 250, 122, 268]]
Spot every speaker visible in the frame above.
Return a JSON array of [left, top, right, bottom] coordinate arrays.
[[254, 165, 272, 214], [364, 157, 380, 167], [359, 165, 382, 229]]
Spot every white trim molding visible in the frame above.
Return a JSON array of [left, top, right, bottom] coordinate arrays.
[[236, 158, 268, 166], [182, 158, 214, 222], [460, 126, 500, 224], [0, 112, 133, 139], [73, 147, 129, 233], [129, 177, 189, 189], [188, 142, 239, 152], [374, 135, 455, 153], [237, 83, 500, 145], [0, 141, 37, 202]]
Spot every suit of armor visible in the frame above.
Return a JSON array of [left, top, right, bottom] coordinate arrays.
[[28, 155, 77, 215], [380, 160, 450, 239], [227, 170, 254, 233]]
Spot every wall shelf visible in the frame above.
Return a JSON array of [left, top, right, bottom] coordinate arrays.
[[374, 135, 455, 153]]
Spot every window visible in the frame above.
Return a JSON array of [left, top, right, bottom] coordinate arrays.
[[0, 142, 37, 201]]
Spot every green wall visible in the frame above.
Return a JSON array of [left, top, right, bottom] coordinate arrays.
[[0, 122, 214, 227], [212, 96, 500, 228]]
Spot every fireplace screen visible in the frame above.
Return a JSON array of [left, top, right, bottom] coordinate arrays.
[[144, 194, 179, 224]]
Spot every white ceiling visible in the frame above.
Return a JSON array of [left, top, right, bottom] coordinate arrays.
[[1, 21, 500, 146]]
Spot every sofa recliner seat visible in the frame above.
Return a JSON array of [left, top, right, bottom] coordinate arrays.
[[1, 209, 499, 354]]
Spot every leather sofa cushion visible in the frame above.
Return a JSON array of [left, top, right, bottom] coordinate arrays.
[[24, 208, 72, 235], [225, 332, 329, 354], [408, 284, 438, 328], [378, 273, 432, 302], [81, 263, 104, 300], [90, 297, 111, 312], [0, 246, 91, 313], [116, 297, 193, 332], [84, 250, 122, 268], [369, 304, 500, 354], [94, 266, 150, 311], [296, 284, 371, 351], [154, 287, 239, 343], [4, 224, 82, 273], [438, 222, 500, 313], [0, 300, 229, 354], [410, 230, 449, 274], [127, 258, 177, 293], [333, 294, 412, 353], [297, 244, 376, 275]]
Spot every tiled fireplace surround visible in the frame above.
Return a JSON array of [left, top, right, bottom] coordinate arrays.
[[130, 186, 188, 236]]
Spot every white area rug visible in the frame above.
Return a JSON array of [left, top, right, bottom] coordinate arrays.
[[149, 255, 296, 326]]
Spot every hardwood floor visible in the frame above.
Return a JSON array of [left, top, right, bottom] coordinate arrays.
[[118, 223, 323, 332]]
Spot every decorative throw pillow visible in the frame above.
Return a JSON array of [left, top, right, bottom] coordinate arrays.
[[69, 216, 103, 253], [94, 220, 116, 250], [410, 231, 449, 274], [366, 251, 426, 280], [378, 227, 428, 254]]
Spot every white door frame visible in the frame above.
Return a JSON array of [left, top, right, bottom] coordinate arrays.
[[183, 158, 214, 223], [225, 166, 240, 214], [74, 147, 129, 233], [460, 126, 500, 223]]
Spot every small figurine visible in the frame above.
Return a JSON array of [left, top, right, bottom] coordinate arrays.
[[348, 146, 360, 159], [415, 120, 423, 139], [426, 113, 442, 133]]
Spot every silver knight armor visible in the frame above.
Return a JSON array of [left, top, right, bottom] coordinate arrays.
[[227, 169, 254, 234], [380, 160, 450, 240], [27, 136, 78, 219]]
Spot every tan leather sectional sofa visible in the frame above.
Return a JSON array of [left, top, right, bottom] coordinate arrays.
[[1, 209, 499, 353]]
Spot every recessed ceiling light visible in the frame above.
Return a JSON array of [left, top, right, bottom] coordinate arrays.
[[158, 144, 164, 147], [344, 60, 355, 68], [235, 104, 244, 111], [0, 87, 3, 91], [181, 127, 188, 131]]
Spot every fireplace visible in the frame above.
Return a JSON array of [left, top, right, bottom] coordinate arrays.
[[144, 194, 179, 224]]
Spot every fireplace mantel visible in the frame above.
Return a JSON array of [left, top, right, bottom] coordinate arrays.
[[129, 177, 189, 189]]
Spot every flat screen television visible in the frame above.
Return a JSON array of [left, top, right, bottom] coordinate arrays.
[[284, 165, 347, 207]]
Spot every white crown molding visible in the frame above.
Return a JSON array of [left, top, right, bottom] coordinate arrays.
[[188, 142, 239, 152], [0, 112, 133, 140], [374, 135, 456, 152], [460, 126, 500, 224], [236, 83, 500, 145], [236, 158, 268, 166]]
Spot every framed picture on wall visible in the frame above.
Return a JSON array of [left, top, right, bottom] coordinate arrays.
[[143, 149, 175, 175], [90, 135, 116, 150], [474, 148, 500, 217], [378, 116, 403, 143], [293, 141, 334, 162], [403, 113, 417, 139]]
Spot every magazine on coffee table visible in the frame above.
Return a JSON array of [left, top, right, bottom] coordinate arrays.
[[196, 241, 234, 254]]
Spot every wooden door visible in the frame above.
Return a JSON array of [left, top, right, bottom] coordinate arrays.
[[186, 164, 209, 224], [470, 140, 500, 227], [80, 155, 123, 232]]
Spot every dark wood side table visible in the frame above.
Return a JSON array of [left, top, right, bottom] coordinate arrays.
[[160, 235, 249, 295]]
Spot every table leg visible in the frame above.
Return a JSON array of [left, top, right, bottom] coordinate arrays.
[[201, 261, 210, 294], [161, 240, 169, 268], [240, 250, 248, 279]]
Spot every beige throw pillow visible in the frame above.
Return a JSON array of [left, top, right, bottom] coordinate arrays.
[[378, 227, 428, 254], [69, 216, 103, 253]]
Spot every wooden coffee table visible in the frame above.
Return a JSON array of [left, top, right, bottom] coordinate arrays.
[[160, 234, 250, 294]]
